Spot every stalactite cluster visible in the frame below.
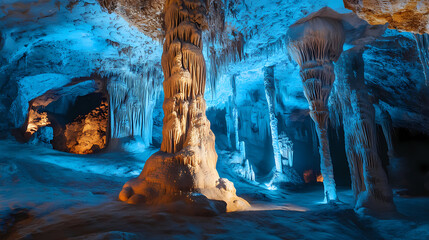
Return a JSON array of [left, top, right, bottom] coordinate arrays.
[[102, 67, 162, 147], [287, 14, 345, 202]]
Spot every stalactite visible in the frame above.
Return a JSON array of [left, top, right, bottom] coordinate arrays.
[[414, 33, 429, 86], [103, 67, 162, 147], [118, 0, 249, 212], [208, 32, 245, 92], [287, 16, 345, 202], [334, 47, 395, 212]]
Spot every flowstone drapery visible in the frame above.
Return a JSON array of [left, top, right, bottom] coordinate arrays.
[[287, 15, 344, 202], [334, 48, 395, 212], [118, 0, 249, 212]]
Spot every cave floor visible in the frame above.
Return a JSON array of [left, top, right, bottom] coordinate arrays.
[[1, 139, 428, 240]]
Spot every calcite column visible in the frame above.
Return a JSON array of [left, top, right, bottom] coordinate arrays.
[[225, 74, 240, 150], [263, 66, 282, 173], [335, 48, 395, 212], [119, 0, 249, 212], [287, 17, 344, 202]]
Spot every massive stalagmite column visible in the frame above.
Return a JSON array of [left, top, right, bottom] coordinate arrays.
[[287, 15, 345, 202], [118, 0, 249, 212], [263, 66, 282, 173], [335, 48, 395, 212]]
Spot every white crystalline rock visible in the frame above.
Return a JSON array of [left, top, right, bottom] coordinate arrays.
[[228, 141, 256, 182], [279, 132, 294, 168], [263, 66, 282, 173], [103, 67, 162, 148]]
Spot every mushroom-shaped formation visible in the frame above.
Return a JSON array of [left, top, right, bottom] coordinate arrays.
[[118, 0, 249, 213], [287, 7, 346, 203], [287, 7, 389, 204]]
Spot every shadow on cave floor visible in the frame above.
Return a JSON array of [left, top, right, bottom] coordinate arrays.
[[0, 139, 428, 240]]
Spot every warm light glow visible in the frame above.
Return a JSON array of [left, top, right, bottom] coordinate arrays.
[[303, 169, 314, 183], [317, 174, 323, 183]]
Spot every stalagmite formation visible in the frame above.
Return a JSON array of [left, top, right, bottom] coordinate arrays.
[[334, 48, 395, 212], [225, 74, 240, 150], [414, 34, 429, 85], [118, 0, 249, 212], [287, 11, 345, 202], [279, 132, 294, 167], [343, 0, 429, 34], [263, 66, 282, 173], [263, 66, 300, 184], [229, 141, 256, 182]]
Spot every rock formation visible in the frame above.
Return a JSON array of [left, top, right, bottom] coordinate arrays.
[[287, 9, 345, 202], [343, 0, 429, 34], [333, 47, 395, 212], [263, 66, 283, 173], [13, 77, 109, 154], [118, 0, 250, 212], [106, 68, 162, 148], [414, 33, 429, 85], [287, 7, 389, 203], [263, 66, 299, 184]]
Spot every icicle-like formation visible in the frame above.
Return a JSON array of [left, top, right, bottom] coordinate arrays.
[[414, 33, 429, 86], [334, 48, 395, 212], [379, 107, 395, 157], [225, 98, 233, 148], [208, 32, 245, 92], [225, 74, 240, 150], [263, 66, 282, 173], [230, 141, 256, 182], [103, 67, 162, 148], [287, 16, 345, 202], [279, 132, 294, 167]]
